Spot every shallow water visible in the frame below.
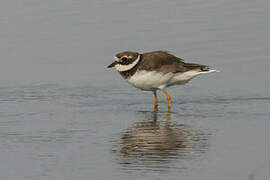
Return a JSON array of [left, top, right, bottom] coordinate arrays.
[[1, 0, 270, 179]]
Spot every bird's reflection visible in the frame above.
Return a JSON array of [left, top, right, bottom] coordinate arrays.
[[113, 110, 210, 170]]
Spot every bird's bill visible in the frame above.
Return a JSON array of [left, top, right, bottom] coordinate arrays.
[[107, 61, 117, 68]]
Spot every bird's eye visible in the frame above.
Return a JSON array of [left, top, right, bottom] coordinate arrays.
[[121, 57, 128, 61]]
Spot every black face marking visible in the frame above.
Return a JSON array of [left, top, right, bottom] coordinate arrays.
[[119, 55, 141, 79], [121, 57, 128, 61], [118, 57, 134, 65], [115, 51, 139, 65]]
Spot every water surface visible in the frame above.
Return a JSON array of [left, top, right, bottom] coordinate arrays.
[[1, 0, 270, 179]]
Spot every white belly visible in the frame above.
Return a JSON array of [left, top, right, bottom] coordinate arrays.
[[126, 71, 174, 91], [125, 69, 217, 91]]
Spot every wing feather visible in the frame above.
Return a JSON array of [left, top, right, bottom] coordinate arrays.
[[139, 51, 186, 73], [139, 51, 210, 74]]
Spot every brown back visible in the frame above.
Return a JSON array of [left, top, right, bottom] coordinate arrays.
[[139, 51, 208, 73]]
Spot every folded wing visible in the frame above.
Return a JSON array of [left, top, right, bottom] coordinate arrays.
[[140, 51, 209, 74]]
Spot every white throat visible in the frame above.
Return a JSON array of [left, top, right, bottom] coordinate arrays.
[[115, 55, 141, 72]]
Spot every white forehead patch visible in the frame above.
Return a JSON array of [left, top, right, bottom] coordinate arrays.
[[115, 54, 140, 72], [114, 56, 120, 62]]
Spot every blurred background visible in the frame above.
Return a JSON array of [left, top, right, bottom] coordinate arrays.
[[0, 0, 270, 179]]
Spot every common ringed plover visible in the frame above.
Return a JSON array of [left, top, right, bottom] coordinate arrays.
[[108, 51, 217, 110]]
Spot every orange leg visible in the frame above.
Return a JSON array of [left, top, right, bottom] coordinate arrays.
[[162, 89, 171, 111], [153, 91, 158, 111]]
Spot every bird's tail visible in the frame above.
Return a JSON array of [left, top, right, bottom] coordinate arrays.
[[200, 67, 219, 74], [184, 63, 219, 73]]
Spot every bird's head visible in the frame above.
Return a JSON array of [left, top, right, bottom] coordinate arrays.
[[107, 51, 141, 72]]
